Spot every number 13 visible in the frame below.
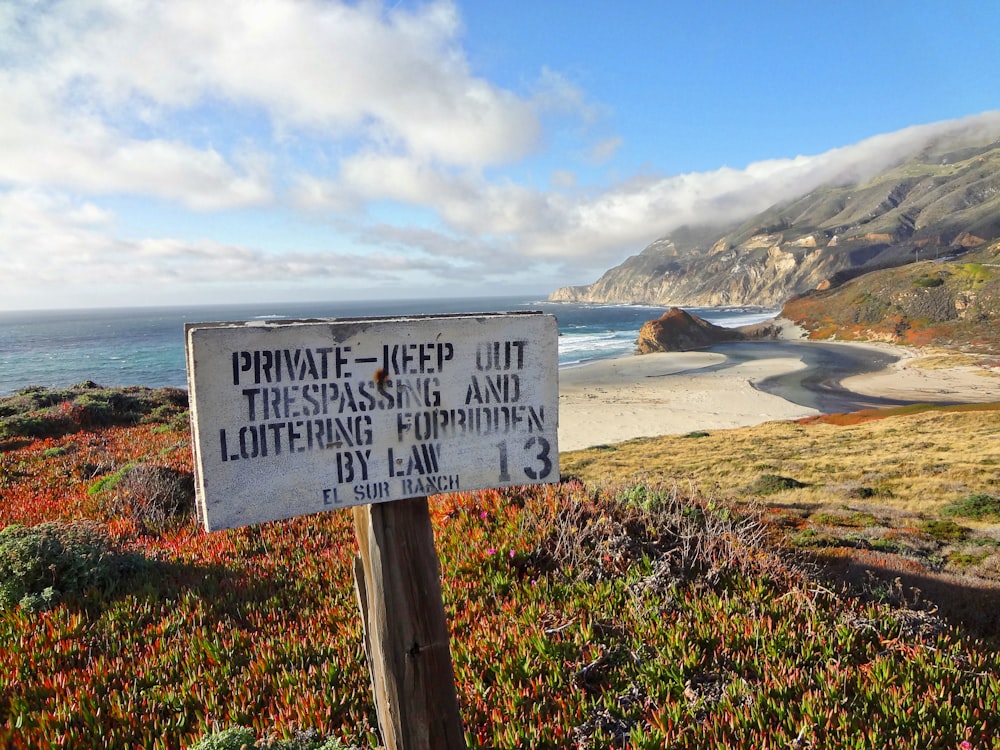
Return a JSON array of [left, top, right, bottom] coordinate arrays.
[[495, 437, 553, 482]]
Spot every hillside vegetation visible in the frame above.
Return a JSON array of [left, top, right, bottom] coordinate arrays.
[[1, 388, 999, 747], [783, 240, 1000, 354], [562, 403, 1000, 630]]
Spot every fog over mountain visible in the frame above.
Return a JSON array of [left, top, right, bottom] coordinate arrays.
[[551, 112, 1000, 307]]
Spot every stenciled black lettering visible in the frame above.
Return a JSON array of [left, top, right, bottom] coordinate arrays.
[[394, 404, 546, 441], [241, 388, 259, 420], [239, 425, 260, 460], [465, 374, 520, 404], [302, 383, 324, 416], [332, 346, 351, 379], [283, 385, 300, 418], [233, 351, 251, 385], [281, 348, 322, 382], [387, 443, 441, 477], [231, 346, 343, 385], [400, 474, 460, 496], [354, 481, 390, 502], [267, 386, 281, 419], [376, 379, 396, 409], [337, 449, 371, 484], [356, 381, 377, 411], [259, 350, 279, 383], [331, 415, 373, 447], [523, 436, 553, 480], [381, 343, 455, 375], [475, 340, 527, 372]]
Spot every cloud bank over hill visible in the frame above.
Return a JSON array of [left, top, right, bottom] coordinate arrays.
[[1, 0, 998, 308]]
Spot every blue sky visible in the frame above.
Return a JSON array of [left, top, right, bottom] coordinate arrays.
[[1, 0, 999, 310]]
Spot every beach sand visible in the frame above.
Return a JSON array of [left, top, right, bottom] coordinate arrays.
[[841, 344, 1000, 404], [558, 320, 1000, 452]]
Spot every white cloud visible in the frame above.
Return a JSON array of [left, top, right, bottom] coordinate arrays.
[[3, 0, 541, 165], [0, 188, 520, 304], [588, 136, 623, 164], [1, 189, 345, 282], [5, 110, 999, 307], [3, 0, 1000, 309], [0, 0, 552, 215], [0, 72, 273, 209], [551, 170, 577, 188], [293, 110, 1000, 277]]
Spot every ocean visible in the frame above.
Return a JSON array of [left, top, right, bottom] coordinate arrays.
[[0, 297, 777, 397]]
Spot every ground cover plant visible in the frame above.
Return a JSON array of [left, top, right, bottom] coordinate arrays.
[[2, 387, 1000, 748]]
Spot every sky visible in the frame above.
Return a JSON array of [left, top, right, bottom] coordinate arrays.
[[2, 0, 1000, 311]]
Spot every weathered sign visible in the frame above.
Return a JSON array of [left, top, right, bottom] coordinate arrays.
[[185, 312, 559, 531]]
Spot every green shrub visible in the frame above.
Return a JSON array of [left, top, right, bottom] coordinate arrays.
[[0, 384, 189, 440], [789, 528, 840, 548], [918, 518, 968, 542], [188, 726, 360, 750], [869, 537, 902, 554], [958, 262, 993, 285], [0, 411, 76, 440], [812, 511, 879, 528], [0, 385, 71, 417], [913, 275, 944, 288], [89, 463, 194, 532], [949, 550, 990, 568], [0, 521, 143, 611], [616, 482, 666, 509], [142, 402, 188, 426], [188, 727, 257, 750], [942, 493, 1000, 522], [88, 464, 132, 497], [847, 485, 894, 499], [748, 473, 806, 496]]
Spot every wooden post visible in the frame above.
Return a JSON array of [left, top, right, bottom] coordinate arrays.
[[352, 497, 467, 750]]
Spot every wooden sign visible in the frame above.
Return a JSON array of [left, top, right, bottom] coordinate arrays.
[[185, 312, 559, 531]]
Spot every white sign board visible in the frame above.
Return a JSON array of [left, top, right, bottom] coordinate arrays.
[[185, 312, 559, 531]]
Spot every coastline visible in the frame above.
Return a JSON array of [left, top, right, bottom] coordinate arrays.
[[558, 349, 817, 452], [558, 320, 1000, 452]]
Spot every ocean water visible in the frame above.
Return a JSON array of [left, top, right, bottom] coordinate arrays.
[[0, 297, 777, 396]]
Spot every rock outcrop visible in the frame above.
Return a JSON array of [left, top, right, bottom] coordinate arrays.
[[635, 308, 782, 353]]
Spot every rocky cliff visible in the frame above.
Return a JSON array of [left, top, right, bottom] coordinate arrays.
[[552, 135, 1000, 308]]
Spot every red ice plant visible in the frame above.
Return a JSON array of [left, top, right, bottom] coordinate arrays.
[[1, 423, 999, 748]]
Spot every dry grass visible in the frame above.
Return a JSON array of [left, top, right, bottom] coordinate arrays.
[[560, 404, 1000, 603], [561, 405, 1000, 516], [908, 352, 981, 369], [908, 351, 1000, 373]]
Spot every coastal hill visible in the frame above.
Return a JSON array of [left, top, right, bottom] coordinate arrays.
[[550, 132, 1000, 308], [782, 239, 1000, 354]]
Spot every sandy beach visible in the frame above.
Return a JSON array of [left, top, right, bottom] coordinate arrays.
[[558, 321, 1000, 452]]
